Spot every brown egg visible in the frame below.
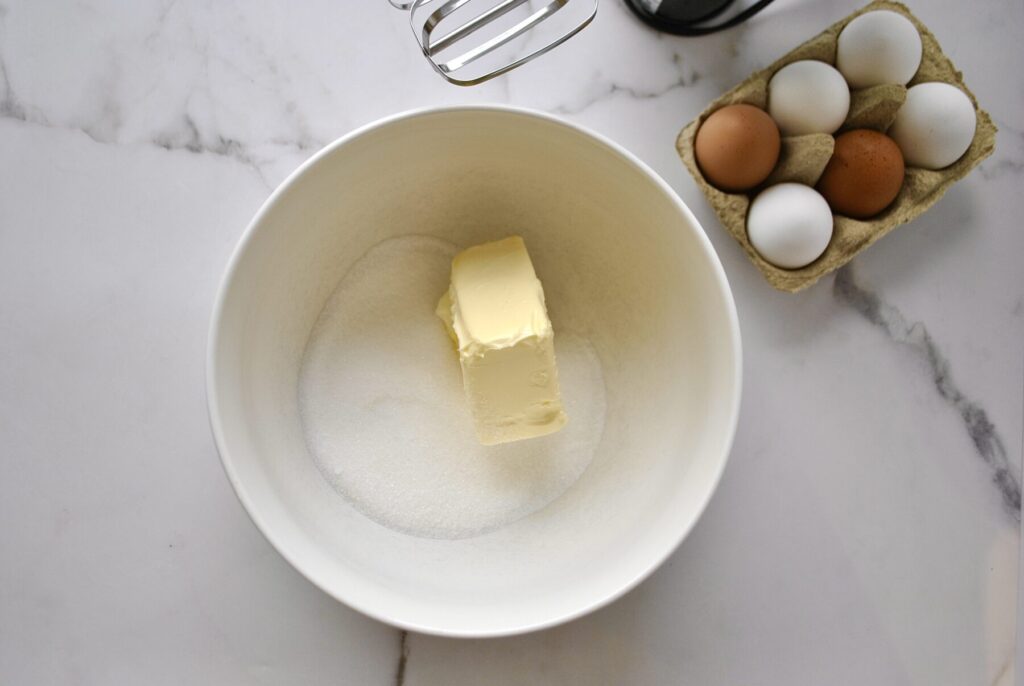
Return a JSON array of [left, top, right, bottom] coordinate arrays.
[[695, 104, 781, 192], [817, 129, 905, 219]]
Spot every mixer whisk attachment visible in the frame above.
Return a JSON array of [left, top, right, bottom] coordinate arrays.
[[389, 0, 598, 86]]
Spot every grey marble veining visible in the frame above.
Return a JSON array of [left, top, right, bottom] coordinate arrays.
[[0, 0, 1021, 684], [834, 266, 1021, 518], [395, 631, 410, 686], [551, 54, 703, 115]]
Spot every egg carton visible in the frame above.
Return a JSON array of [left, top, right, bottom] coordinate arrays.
[[676, 0, 996, 293]]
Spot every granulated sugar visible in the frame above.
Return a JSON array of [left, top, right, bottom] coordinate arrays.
[[298, 235, 607, 539]]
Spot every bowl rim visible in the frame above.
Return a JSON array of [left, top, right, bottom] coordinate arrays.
[[206, 104, 743, 638]]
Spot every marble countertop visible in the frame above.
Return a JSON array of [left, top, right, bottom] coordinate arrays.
[[2, 0, 1021, 683]]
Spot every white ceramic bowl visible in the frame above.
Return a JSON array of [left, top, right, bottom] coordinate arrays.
[[208, 106, 741, 637]]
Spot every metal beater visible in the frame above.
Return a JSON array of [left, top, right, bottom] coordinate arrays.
[[389, 0, 599, 86]]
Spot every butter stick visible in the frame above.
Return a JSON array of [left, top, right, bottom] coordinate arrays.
[[437, 236, 568, 446]]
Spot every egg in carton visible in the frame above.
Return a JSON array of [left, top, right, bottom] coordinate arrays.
[[676, 0, 996, 293]]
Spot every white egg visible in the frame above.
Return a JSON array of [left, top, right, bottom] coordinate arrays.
[[837, 10, 922, 88], [888, 83, 977, 169], [747, 184, 834, 269], [768, 61, 850, 135]]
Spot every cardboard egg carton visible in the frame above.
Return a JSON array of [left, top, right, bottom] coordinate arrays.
[[676, 0, 996, 293]]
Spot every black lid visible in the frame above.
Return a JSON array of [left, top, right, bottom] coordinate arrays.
[[622, 0, 776, 36]]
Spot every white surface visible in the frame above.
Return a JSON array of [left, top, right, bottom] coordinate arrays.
[[208, 107, 740, 635], [0, 0, 1020, 683]]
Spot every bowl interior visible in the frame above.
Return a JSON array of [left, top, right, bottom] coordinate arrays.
[[209, 108, 740, 636]]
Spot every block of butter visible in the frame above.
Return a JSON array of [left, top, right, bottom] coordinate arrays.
[[436, 236, 568, 445]]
